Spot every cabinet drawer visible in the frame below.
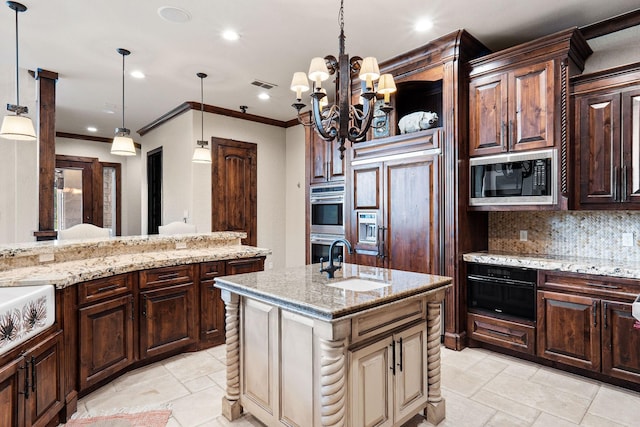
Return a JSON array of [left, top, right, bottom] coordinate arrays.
[[226, 258, 264, 275], [351, 299, 425, 344], [78, 274, 133, 305], [468, 312, 535, 355], [200, 261, 226, 280], [541, 272, 639, 300], [140, 265, 194, 289]]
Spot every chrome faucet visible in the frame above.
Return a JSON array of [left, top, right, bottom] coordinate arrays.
[[320, 238, 353, 278]]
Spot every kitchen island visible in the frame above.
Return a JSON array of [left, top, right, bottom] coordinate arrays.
[[215, 263, 452, 427]]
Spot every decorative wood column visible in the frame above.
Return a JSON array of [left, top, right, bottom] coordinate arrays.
[[319, 337, 347, 427], [34, 68, 59, 241], [220, 289, 243, 421], [425, 301, 446, 424]]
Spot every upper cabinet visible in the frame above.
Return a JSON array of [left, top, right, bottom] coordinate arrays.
[[308, 122, 345, 184], [572, 63, 640, 209], [468, 28, 592, 158]]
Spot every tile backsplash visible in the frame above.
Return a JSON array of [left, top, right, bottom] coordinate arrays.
[[489, 211, 640, 262]]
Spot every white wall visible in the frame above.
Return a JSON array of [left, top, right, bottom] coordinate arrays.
[[55, 137, 142, 236], [285, 124, 306, 267], [140, 109, 290, 269]]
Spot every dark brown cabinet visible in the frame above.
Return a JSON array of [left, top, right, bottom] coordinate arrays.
[[537, 272, 640, 384], [0, 330, 64, 427], [78, 274, 135, 391], [308, 124, 345, 184], [199, 261, 227, 348], [469, 60, 555, 156], [573, 64, 640, 209], [139, 265, 197, 359]]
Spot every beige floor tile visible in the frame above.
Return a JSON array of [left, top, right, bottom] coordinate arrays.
[[209, 414, 265, 426], [485, 411, 532, 427], [441, 346, 491, 370], [441, 363, 496, 397], [471, 389, 540, 423], [206, 344, 227, 361], [488, 353, 540, 380], [183, 375, 217, 393], [169, 383, 225, 427], [530, 367, 600, 400], [587, 384, 640, 426], [484, 372, 590, 424], [112, 362, 172, 391], [532, 412, 580, 426], [421, 390, 497, 427], [164, 350, 226, 383], [580, 413, 626, 427], [166, 417, 182, 427]]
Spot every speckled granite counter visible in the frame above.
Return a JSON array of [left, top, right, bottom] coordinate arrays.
[[464, 252, 640, 280], [214, 263, 452, 321], [0, 232, 271, 289]]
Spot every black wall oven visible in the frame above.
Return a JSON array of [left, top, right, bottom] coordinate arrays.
[[310, 233, 345, 264], [467, 263, 537, 321], [310, 184, 344, 235]]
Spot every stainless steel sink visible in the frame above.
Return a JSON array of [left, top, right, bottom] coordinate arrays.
[[0, 285, 55, 355], [327, 278, 390, 292]]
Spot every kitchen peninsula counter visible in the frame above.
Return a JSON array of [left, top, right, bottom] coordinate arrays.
[[215, 264, 452, 426]]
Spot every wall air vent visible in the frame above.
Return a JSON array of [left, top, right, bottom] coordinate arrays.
[[251, 79, 277, 90]]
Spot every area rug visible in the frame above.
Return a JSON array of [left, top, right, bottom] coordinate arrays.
[[64, 409, 171, 427]]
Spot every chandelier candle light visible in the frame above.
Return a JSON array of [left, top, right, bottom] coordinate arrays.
[[290, 0, 396, 159], [111, 48, 137, 156], [192, 72, 212, 164], [0, 1, 36, 141]]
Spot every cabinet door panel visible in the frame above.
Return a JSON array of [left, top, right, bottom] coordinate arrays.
[[509, 61, 555, 151], [226, 258, 264, 275], [469, 73, 508, 156], [200, 261, 227, 347], [26, 331, 64, 427], [353, 165, 382, 210], [310, 128, 328, 184], [578, 92, 620, 206], [350, 337, 393, 427], [140, 283, 197, 359], [394, 324, 427, 424], [621, 89, 640, 206], [601, 300, 640, 382], [79, 294, 135, 390], [537, 291, 600, 371], [0, 357, 24, 427]]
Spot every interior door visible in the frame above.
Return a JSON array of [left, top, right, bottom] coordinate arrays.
[[211, 137, 257, 246], [55, 157, 96, 229], [147, 147, 163, 234]]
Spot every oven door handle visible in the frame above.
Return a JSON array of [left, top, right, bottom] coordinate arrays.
[[310, 196, 344, 204], [467, 274, 534, 288]]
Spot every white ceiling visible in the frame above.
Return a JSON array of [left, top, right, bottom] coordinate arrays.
[[0, 0, 638, 140]]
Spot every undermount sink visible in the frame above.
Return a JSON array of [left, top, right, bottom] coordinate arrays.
[[633, 295, 640, 321], [0, 285, 55, 356], [327, 278, 390, 292]]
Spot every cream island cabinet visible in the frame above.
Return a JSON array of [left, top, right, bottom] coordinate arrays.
[[214, 264, 452, 427]]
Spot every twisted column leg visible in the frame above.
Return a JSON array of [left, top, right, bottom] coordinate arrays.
[[320, 338, 347, 427], [221, 292, 243, 421], [425, 301, 446, 425]]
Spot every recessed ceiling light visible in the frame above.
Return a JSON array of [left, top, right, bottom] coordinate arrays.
[[258, 93, 270, 100], [87, 126, 97, 132], [130, 70, 145, 79], [222, 29, 240, 41], [415, 18, 434, 32], [157, 6, 191, 23]]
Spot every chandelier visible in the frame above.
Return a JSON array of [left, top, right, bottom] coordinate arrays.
[[290, 0, 396, 159]]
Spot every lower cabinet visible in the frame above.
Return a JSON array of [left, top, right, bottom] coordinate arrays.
[[537, 272, 640, 384], [349, 323, 427, 427], [0, 329, 64, 427], [199, 261, 227, 348], [467, 311, 536, 355]]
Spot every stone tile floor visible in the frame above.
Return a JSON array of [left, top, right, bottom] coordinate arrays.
[[67, 345, 640, 426]]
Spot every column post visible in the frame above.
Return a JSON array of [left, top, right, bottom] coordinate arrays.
[[221, 289, 243, 421], [425, 301, 446, 424]]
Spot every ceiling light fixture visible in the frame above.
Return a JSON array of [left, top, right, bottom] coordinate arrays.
[[111, 48, 136, 156], [192, 72, 211, 164], [87, 126, 97, 133], [415, 18, 434, 32], [258, 93, 270, 100], [0, 1, 36, 141], [290, 0, 396, 159], [130, 70, 145, 79], [222, 29, 240, 41]]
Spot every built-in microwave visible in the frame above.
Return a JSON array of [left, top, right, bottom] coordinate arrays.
[[470, 149, 557, 206], [310, 184, 344, 235]]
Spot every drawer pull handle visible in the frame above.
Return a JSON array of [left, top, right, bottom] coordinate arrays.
[[489, 329, 511, 338], [592, 301, 597, 327], [390, 340, 396, 376], [158, 272, 180, 280], [603, 302, 608, 329], [97, 284, 119, 293], [585, 283, 618, 289], [398, 337, 403, 372]]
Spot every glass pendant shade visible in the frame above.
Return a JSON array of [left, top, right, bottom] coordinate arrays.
[[111, 134, 136, 156], [192, 144, 212, 163], [0, 114, 36, 140]]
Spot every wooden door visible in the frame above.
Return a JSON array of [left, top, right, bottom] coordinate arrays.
[[350, 162, 384, 267], [211, 138, 257, 246], [601, 300, 640, 383], [385, 155, 439, 274], [393, 324, 427, 424], [0, 356, 25, 427], [55, 156, 97, 228], [621, 88, 640, 206], [140, 283, 197, 359], [577, 92, 620, 206], [469, 72, 508, 156], [508, 60, 555, 151], [79, 294, 135, 391], [147, 147, 163, 234], [25, 331, 64, 427], [349, 336, 394, 427], [537, 290, 601, 371], [199, 261, 227, 348]]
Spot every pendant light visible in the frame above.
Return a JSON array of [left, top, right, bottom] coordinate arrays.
[[111, 48, 136, 156], [0, 1, 36, 141], [192, 72, 211, 164]]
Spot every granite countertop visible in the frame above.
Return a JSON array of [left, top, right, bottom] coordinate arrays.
[[464, 252, 640, 280], [214, 263, 452, 321]]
